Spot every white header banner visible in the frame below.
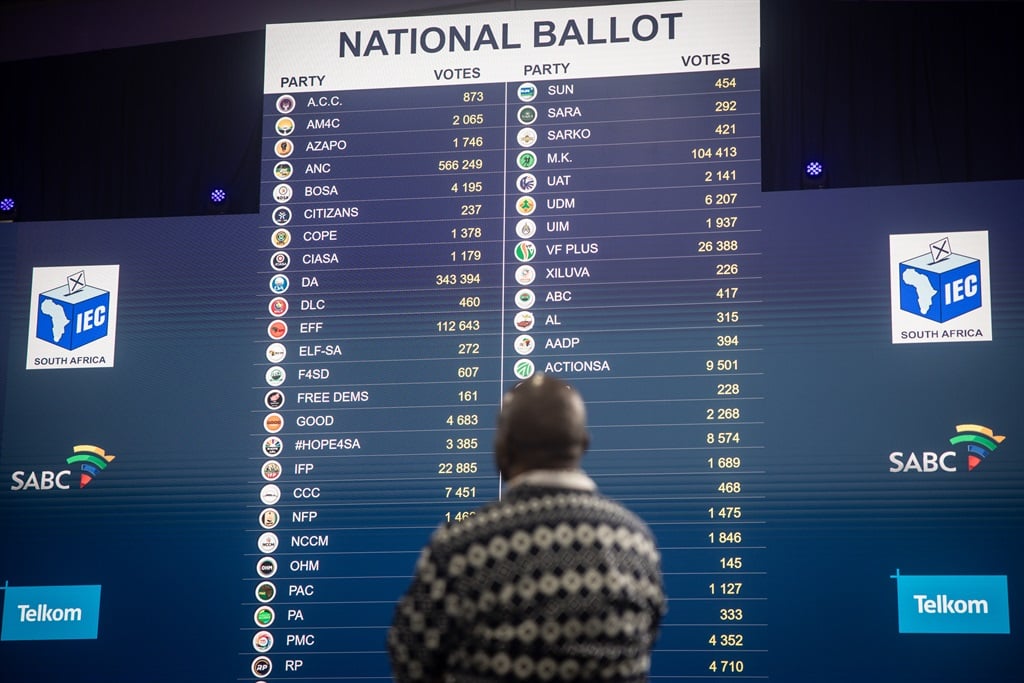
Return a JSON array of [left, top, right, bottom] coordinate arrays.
[[264, 0, 760, 93]]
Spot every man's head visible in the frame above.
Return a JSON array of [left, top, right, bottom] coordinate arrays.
[[494, 374, 590, 480]]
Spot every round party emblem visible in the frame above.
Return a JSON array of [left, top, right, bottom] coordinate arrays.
[[253, 630, 274, 653], [517, 105, 537, 125], [252, 656, 272, 678], [276, 94, 295, 114], [516, 128, 537, 147], [270, 251, 290, 271], [271, 227, 291, 247], [267, 320, 288, 340], [256, 556, 278, 579], [262, 436, 283, 457], [514, 311, 535, 332], [263, 412, 283, 433], [517, 151, 537, 170], [516, 173, 537, 193], [260, 484, 281, 506], [514, 240, 537, 262], [514, 358, 535, 380], [515, 265, 536, 285], [261, 460, 282, 482], [255, 581, 276, 603], [516, 218, 536, 239], [265, 389, 285, 411], [269, 297, 288, 317], [275, 117, 294, 136], [518, 82, 537, 102], [515, 196, 536, 216], [272, 207, 292, 226], [257, 531, 279, 553], [273, 161, 293, 181], [514, 289, 536, 309], [274, 139, 293, 158], [259, 507, 279, 529], [266, 343, 286, 363], [273, 184, 292, 203], [254, 605, 275, 627], [514, 334, 535, 355], [265, 366, 285, 387], [269, 274, 289, 294]]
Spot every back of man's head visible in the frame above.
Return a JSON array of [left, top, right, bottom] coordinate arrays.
[[494, 374, 590, 479]]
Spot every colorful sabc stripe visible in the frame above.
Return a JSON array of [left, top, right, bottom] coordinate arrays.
[[65, 445, 115, 488], [949, 424, 1005, 471]]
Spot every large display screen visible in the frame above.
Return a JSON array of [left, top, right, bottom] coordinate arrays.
[[1, 2, 1021, 681]]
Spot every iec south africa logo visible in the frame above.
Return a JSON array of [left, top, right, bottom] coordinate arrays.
[[27, 265, 120, 369], [889, 231, 991, 344]]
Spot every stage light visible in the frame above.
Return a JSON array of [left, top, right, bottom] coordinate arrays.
[[802, 160, 827, 189], [208, 188, 229, 213], [0, 197, 16, 222]]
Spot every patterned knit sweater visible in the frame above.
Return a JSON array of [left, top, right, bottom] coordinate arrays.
[[388, 471, 666, 683]]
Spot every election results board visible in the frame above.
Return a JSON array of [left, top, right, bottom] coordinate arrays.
[[3, 2, 1021, 682], [0, 191, 1020, 683], [253, 2, 762, 680]]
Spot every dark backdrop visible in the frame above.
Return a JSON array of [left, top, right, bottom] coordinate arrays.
[[1, 0, 1022, 221]]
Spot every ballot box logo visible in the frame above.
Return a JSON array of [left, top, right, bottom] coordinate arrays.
[[899, 237, 980, 321], [27, 265, 119, 369], [890, 231, 991, 344]]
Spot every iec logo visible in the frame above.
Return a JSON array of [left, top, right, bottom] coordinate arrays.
[[38, 270, 109, 348], [27, 265, 119, 369], [891, 569, 1009, 634], [899, 237, 980, 322], [889, 231, 991, 344], [1, 584, 102, 641]]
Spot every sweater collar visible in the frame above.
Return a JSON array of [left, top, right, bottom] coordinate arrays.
[[506, 469, 597, 491]]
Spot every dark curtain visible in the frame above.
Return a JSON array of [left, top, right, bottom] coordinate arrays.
[[0, 31, 264, 221], [1, 2, 1021, 222], [762, 0, 1024, 190]]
